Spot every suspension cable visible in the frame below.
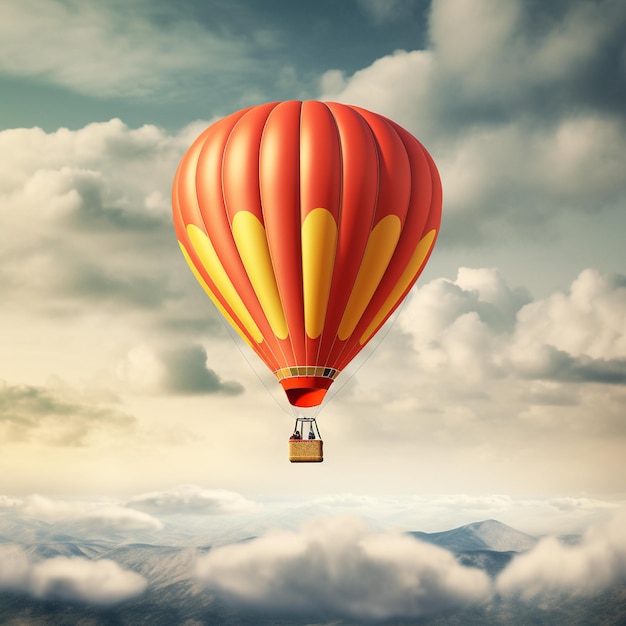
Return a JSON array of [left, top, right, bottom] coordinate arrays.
[[213, 310, 292, 418], [323, 298, 408, 406]]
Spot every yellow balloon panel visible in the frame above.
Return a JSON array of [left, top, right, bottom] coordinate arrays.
[[186, 225, 263, 343], [359, 229, 437, 345], [231, 212, 289, 340], [302, 208, 338, 339], [338, 215, 402, 341]]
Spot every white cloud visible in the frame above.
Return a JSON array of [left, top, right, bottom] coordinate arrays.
[[333, 265, 626, 477], [0, 119, 239, 394], [429, 0, 521, 93], [320, 0, 626, 246], [398, 267, 523, 382], [398, 267, 626, 386], [497, 510, 626, 599], [0, 0, 250, 98], [437, 115, 626, 225], [0, 119, 181, 228], [196, 516, 491, 620], [116, 344, 245, 396], [0, 495, 23, 508], [319, 49, 436, 138], [19, 494, 163, 531], [429, 0, 623, 97], [0, 121, 181, 309], [31, 556, 147, 604], [127, 485, 260, 516], [513, 269, 626, 361], [0, 545, 147, 605], [116, 346, 168, 394], [80, 506, 164, 532], [0, 545, 31, 589]]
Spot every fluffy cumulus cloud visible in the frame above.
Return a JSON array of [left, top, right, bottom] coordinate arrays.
[[0, 119, 189, 311], [400, 267, 626, 384], [429, 0, 625, 107], [0, 118, 245, 398], [0, 545, 146, 605], [497, 511, 626, 599], [336, 265, 626, 462], [196, 516, 491, 620], [117, 344, 244, 396], [512, 269, 626, 363], [320, 49, 436, 138], [15, 494, 163, 532], [321, 0, 626, 242], [127, 485, 259, 516], [435, 114, 626, 239]]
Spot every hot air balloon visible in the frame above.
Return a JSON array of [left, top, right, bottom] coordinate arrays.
[[172, 101, 442, 462]]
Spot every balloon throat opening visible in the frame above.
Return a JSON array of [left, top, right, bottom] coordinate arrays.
[[279, 376, 333, 408]]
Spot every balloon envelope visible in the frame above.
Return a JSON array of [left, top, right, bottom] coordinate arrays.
[[172, 101, 442, 408]]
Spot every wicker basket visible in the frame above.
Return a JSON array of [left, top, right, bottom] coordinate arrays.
[[288, 439, 323, 463]]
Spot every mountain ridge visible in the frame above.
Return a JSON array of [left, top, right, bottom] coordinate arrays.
[[408, 518, 538, 552], [1, 514, 621, 626]]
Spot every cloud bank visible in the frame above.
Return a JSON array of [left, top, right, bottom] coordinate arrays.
[[196, 516, 491, 620], [0, 488, 260, 536], [0, 545, 146, 605], [497, 511, 626, 599], [1, 491, 625, 618], [197, 511, 626, 619], [333, 265, 626, 484], [0, 118, 246, 414], [322, 0, 626, 243], [12, 494, 164, 532], [127, 485, 259, 516], [400, 267, 626, 387]]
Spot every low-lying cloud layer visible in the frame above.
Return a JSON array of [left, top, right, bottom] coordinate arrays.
[[7, 494, 163, 532], [497, 511, 626, 599], [196, 516, 492, 620], [0, 488, 260, 531], [1, 489, 625, 617], [126, 485, 260, 516], [197, 512, 626, 620], [0, 545, 146, 605]]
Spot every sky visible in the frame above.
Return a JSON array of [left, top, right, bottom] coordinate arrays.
[[1, 0, 626, 611]]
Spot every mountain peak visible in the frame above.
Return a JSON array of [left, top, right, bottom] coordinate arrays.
[[410, 518, 537, 553]]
